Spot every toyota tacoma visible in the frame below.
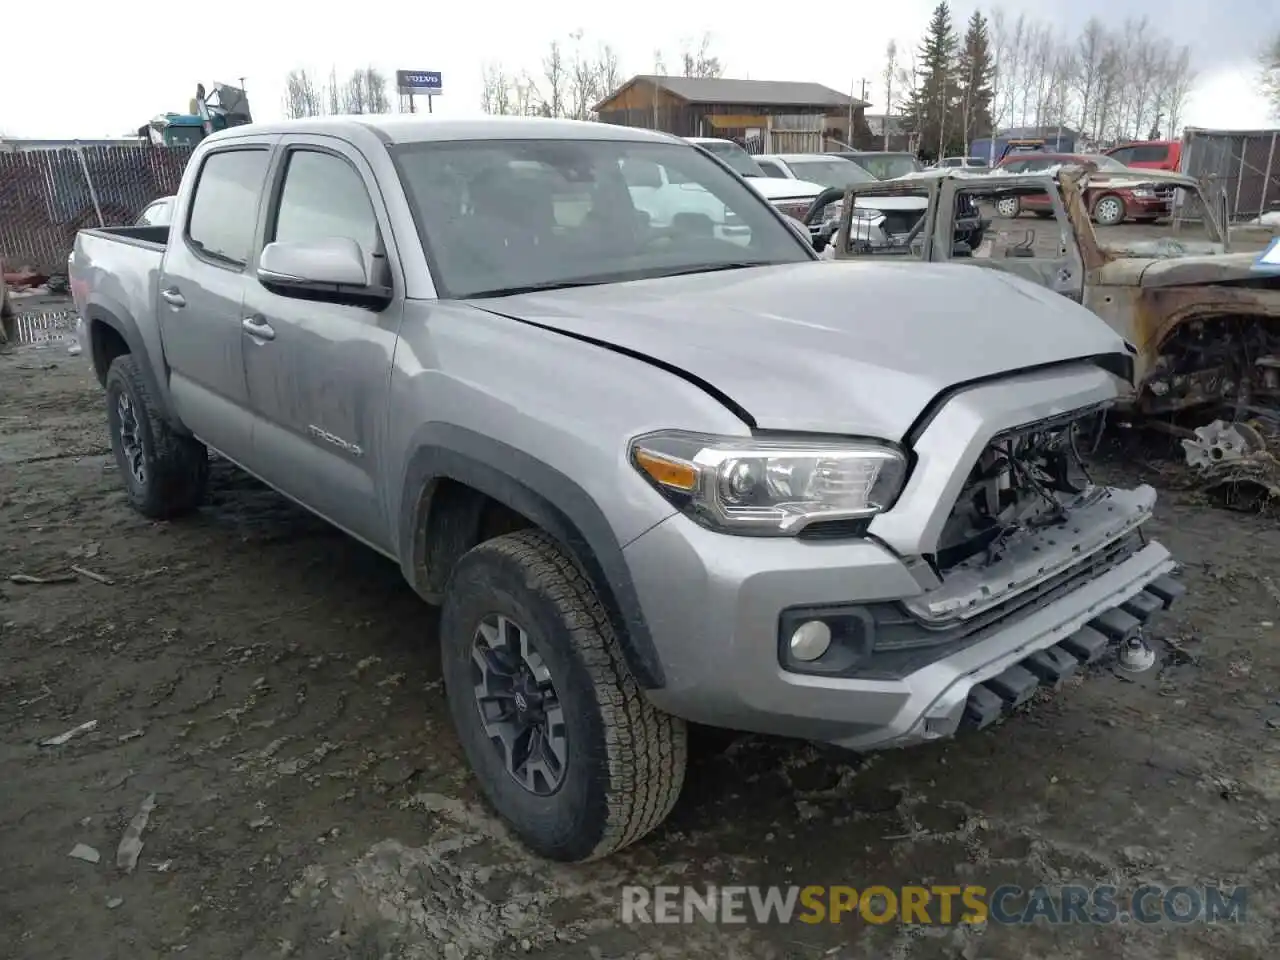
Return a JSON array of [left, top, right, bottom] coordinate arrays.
[[70, 116, 1184, 862]]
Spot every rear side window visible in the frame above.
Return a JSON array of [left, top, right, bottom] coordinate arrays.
[[1130, 144, 1169, 164], [186, 149, 270, 266], [271, 149, 380, 256], [1107, 147, 1136, 165]]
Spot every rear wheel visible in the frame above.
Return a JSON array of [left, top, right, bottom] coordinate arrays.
[[105, 354, 208, 519], [441, 529, 687, 861], [1092, 193, 1126, 227]]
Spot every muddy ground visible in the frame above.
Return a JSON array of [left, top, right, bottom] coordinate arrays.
[[1, 303, 1278, 960]]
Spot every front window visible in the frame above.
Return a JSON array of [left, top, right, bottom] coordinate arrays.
[[393, 138, 812, 299], [697, 140, 765, 177], [1087, 155, 1129, 172], [137, 199, 173, 227], [849, 154, 920, 180], [785, 158, 877, 188], [164, 126, 204, 147]]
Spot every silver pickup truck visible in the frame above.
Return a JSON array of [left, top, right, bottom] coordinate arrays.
[[70, 116, 1184, 862]]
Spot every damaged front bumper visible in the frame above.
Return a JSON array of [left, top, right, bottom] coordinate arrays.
[[626, 361, 1183, 751]]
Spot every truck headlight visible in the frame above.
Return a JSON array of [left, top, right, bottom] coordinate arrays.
[[630, 430, 907, 535]]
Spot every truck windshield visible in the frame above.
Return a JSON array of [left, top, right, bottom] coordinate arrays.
[[849, 154, 920, 180], [696, 140, 766, 177], [392, 138, 812, 299], [785, 158, 877, 188]]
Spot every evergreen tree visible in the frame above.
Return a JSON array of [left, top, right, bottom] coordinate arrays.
[[956, 10, 995, 153], [906, 2, 960, 161]]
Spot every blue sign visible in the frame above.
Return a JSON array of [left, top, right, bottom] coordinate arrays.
[[396, 70, 443, 96], [1254, 236, 1280, 271]]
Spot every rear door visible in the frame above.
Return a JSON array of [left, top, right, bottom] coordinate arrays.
[[159, 142, 274, 462], [239, 135, 403, 553]]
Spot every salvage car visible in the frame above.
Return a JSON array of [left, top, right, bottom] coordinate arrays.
[[830, 166, 1279, 490], [994, 152, 1172, 225], [71, 117, 1184, 862], [755, 153, 878, 187]]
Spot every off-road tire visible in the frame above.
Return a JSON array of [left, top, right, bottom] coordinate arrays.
[[1092, 193, 1126, 227], [441, 529, 687, 861], [105, 354, 208, 519]]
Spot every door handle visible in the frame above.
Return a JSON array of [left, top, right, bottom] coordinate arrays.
[[242, 316, 275, 341], [160, 288, 186, 308]]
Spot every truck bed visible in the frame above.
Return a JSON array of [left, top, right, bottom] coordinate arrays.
[[80, 225, 169, 250]]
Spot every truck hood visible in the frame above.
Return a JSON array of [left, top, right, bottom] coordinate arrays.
[[468, 261, 1129, 440], [747, 177, 825, 201], [1097, 251, 1265, 287]]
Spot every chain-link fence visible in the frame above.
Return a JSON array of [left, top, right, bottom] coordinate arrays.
[[0, 144, 194, 276], [1180, 127, 1280, 224]]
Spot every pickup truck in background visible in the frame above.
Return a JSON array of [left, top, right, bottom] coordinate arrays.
[[71, 116, 1184, 862]]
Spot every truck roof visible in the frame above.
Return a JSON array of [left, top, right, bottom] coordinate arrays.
[[202, 114, 679, 146]]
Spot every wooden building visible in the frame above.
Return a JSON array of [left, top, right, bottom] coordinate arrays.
[[593, 75, 870, 154]]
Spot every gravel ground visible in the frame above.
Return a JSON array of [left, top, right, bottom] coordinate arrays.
[[1, 303, 1278, 960]]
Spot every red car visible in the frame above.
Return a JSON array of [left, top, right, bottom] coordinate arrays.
[[993, 152, 1172, 226], [1104, 140, 1182, 172]]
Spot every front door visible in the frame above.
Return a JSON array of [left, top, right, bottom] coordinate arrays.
[[158, 144, 275, 461], [240, 137, 403, 553]]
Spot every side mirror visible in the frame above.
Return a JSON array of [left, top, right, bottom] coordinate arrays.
[[258, 237, 389, 306]]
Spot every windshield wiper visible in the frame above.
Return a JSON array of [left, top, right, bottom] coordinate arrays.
[[465, 279, 612, 298], [646, 261, 780, 279]]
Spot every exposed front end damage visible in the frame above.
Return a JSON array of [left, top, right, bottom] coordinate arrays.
[[1063, 169, 1280, 499], [1096, 280, 1280, 498], [857, 403, 1182, 748], [919, 408, 1152, 624]]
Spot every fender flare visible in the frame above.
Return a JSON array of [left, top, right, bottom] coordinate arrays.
[[83, 296, 179, 427], [398, 423, 666, 689]]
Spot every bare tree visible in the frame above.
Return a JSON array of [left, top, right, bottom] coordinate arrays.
[[325, 67, 342, 115], [283, 69, 324, 118], [598, 44, 623, 100], [680, 33, 724, 79], [481, 63, 514, 114], [1261, 33, 1280, 120], [568, 29, 601, 120], [882, 40, 899, 149], [538, 40, 568, 118], [1074, 18, 1107, 135], [361, 68, 391, 114], [1157, 45, 1195, 136], [343, 72, 369, 114]]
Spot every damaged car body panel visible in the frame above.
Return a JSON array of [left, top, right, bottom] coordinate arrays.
[[832, 167, 1280, 481]]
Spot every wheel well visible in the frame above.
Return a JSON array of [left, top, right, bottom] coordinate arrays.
[[90, 319, 130, 386], [416, 478, 536, 599]]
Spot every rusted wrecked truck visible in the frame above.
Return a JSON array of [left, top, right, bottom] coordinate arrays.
[[816, 167, 1280, 492]]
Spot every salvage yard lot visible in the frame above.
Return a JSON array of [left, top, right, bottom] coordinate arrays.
[[1, 321, 1278, 960]]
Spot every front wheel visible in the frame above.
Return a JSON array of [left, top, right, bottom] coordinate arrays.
[[1092, 193, 1126, 227], [105, 354, 208, 519], [441, 529, 687, 861]]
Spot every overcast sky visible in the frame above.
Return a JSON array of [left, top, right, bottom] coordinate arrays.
[[1, 0, 1273, 139]]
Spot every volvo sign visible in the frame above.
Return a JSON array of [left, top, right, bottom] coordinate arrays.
[[396, 71, 443, 96]]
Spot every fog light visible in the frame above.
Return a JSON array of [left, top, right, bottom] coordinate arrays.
[[789, 620, 832, 662]]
